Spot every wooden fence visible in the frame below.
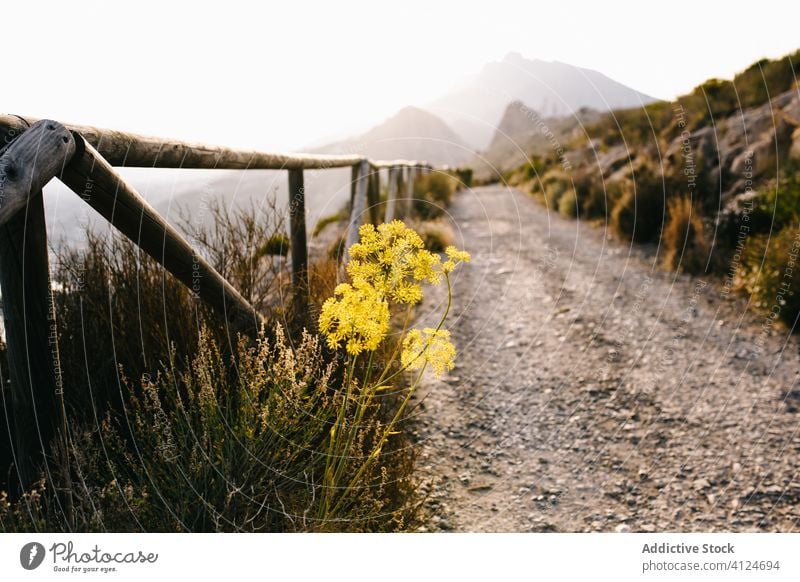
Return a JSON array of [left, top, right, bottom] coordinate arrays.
[[0, 114, 432, 488]]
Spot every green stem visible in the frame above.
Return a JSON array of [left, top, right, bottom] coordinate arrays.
[[330, 349, 375, 487], [379, 273, 453, 387], [328, 362, 427, 518], [321, 354, 357, 518], [374, 304, 414, 387]]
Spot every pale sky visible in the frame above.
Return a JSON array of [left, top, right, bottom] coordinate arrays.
[[3, 0, 798, 151]]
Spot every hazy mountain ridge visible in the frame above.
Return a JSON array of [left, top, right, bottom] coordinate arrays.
[[43, 52, 660, 246], [474, 100, 603, 177], [313, 53, 657, 164], [425, 53, 659, 150], [312, 106, 472, 167]]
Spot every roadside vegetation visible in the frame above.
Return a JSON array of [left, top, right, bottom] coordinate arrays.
[[0, 178, 468, 531], [506, 50, 800, 328]]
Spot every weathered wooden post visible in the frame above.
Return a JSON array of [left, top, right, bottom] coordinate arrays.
[[384, 166, 399, 222], [345, 159, 370, 260], [367, 165, 380, 226], [394, 167, 405, 220], [288, 169, 308, 312], [404, 166, 416, 218], [0, 120, 76, 491]]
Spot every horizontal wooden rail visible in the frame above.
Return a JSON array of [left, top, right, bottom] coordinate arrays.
[[0, 114, 438, 490], [370, 160, 431, 170], [0, 114, 363, 170], [60, 134, 262, 335]]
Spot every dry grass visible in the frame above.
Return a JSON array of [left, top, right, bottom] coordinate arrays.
[[0, 198, 420, 532], [661, 196, 710, 274]]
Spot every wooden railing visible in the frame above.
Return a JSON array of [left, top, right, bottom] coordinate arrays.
[[0, 114, 432, 487]]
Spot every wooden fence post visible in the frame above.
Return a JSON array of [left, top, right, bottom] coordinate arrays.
[[0, 120, 76, 491], [367, 166, 380, 226], [345, 159, 370, 260], [384, 166, 398, 222], [288, 169, 308, 312], [404, 167, 416, 217]]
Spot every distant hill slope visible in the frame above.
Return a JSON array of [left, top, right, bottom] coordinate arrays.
[[474, 100, 603, 177], [314, 106, 471, 167], [426, 52, 659, 151]]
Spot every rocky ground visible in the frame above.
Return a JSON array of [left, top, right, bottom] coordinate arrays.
[[410, 185, 800, 532]]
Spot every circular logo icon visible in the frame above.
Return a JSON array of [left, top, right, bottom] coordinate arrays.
[[20, 542, 46, 570]]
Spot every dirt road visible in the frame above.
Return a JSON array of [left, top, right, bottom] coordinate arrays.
[[412, 185, 800, 532]]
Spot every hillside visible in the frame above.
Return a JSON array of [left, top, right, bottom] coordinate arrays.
[[473, 101, 602, 178], [426, 52, 659, 151], [314, 106, 471, 167], [504, 48, 800, 323]]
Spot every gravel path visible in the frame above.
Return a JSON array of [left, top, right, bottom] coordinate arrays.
[[412, 185, 800, 532]]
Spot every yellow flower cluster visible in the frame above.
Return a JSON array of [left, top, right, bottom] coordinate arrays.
[[400, 327, 456, 377], [318, 279, 389, 355], [319, 220, 470, 359], [347, 221, 442, 304], [443, 245, 471, 274]]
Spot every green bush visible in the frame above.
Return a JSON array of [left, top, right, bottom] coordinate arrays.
[[257, 233, 290, 257], [454, 167, 473, 188], [540, 170, 570, 211], [573, 172, 614, 220], [749, 169, 800, 234], [558, 186, 578, 218], [313, 209, 349, 237], [611, 168, 666, 243], [735, 51, 800, 109], [738, 227, 800, 327]]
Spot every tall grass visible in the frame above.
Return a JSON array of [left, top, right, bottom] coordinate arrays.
[[1, 201, 462, 531], [661, 196, 710, 274]]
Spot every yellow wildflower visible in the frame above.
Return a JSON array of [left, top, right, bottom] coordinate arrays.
[[411, 248, 442, 285], [400, 327, 456, 377], [345, 220, 441, 304], [318, 279, 389, 355], [318, 221, 470, 359], [442, 245, 471, 274]]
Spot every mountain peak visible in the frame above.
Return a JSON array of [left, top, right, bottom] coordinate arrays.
[[390, 105, 436, 121], [502, 52, 526, 64], [314, 106, 470, 167], [427, 54, 659, 150]]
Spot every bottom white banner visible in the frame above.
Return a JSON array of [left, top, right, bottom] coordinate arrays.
[[1, 533, 797, 581]]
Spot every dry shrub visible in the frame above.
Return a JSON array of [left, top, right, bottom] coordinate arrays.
[[1, 326, 416, 531], [1, 197, 420, 531], [414, 219, 454, 252], [178, 199, 290, 314], [50, 198, 291, 429], [574, 172, 614, 220], [413, 172, 459, 219], [661, 196, 710, 274]]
